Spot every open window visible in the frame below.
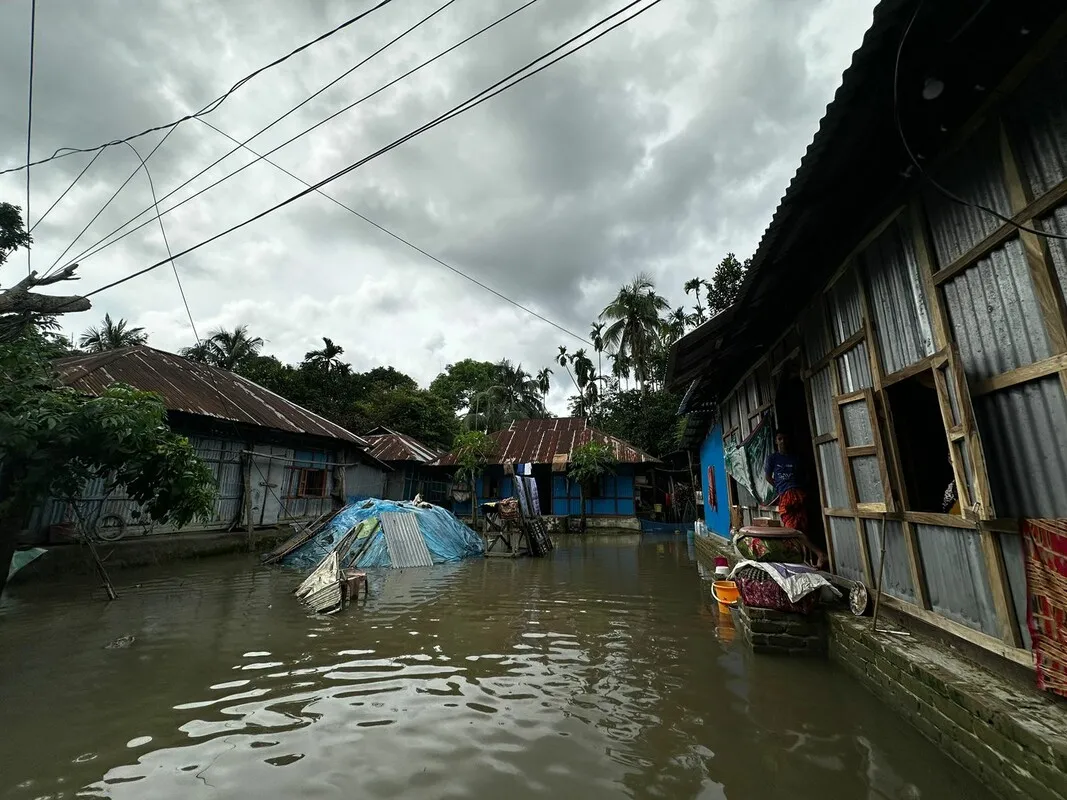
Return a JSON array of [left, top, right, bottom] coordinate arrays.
[[932, 345, 994, 519], [834, 389, 893, 512], [884, 369, 954, 513], [295, 468, 327, 498]]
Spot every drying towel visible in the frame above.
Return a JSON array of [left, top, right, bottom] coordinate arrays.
[[728, 560, 841, 604], [1023, 519, 1067, 699]]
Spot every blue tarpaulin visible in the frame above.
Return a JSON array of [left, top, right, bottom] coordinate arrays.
[[281, 499, 483, 570]]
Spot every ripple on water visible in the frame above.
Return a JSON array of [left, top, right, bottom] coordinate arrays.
[[0, 545, 1001, 800]]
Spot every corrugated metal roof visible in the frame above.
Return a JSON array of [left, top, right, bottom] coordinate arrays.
[[435, 418, 658, 467], [363, 427, 440, 464], [667, 0, 1062, 396], [54, 346, 368, 446]]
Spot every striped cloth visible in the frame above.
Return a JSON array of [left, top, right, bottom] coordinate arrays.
[[1023, 519, 1067, 698]]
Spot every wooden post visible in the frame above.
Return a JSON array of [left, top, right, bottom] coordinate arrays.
[[243, 451, 254, 551]]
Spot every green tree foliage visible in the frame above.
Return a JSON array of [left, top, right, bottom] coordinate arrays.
[[706, 253, 749, 313], [600, 273, 669, 392], [568, 440, 617, 530], [181, 325, 264, 371], [78, 313, 148, 352], [1, 330, 216, 590], [429, 359, 501, 413], [0, 202, 32, 264], [452, 430, 496, 525], [593, 388, 682, 458]]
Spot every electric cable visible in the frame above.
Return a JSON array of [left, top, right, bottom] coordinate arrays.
[[197, 117, 589, 345], [0, 0, 400, 176], [25, 0, 37, 272], [79, 0, 667, 305], [59, 0, 540, 274], [894, 0, 1067, 240], [30, 149, 105, 233]]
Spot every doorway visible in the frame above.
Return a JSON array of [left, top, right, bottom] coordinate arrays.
[[773, 366, 827, 552]]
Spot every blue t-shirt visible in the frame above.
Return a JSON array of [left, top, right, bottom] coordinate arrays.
[[764, 452, 801, 497]]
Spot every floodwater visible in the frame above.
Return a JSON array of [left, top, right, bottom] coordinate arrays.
[[0, 534, 993, 800]]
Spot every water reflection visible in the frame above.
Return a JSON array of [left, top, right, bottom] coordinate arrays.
[[0, 535, 988, 799]]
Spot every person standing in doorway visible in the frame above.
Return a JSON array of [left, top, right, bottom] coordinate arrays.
[[764, 430, 828, 569]]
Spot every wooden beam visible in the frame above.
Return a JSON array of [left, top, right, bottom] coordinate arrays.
[[879, 595, 1032, 668], [824, 206, 907, 290], [978, 521, 1025, 647], [932, 176, 1067, 288], [881, 355, 944, 388], [900, 519, 930, 610], [972, 353, 1067, 398], [819, 328, 866, 370], [909, 203, 952, 352], [813, 432, 836, 446], [903, 511, 976, 529]]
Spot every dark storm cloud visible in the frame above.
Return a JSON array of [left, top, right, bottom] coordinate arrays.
[[0, 0, 875, 397]]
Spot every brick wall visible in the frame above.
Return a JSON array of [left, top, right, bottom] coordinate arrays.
[[737, 603, 828, 656], [829, 613, 1067, 800]]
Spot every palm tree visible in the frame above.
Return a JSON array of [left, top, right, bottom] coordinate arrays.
[[79, 313, 148, 352], [600, 274, 669, 392], [684, 278, 706, 326], [666, 307, 688, 341], [182, 325, 263, 371], [304, 337, 349, 374], [536, 367, 552, 401], [467, 360, 546, 432], [590, 321, 606, 395]]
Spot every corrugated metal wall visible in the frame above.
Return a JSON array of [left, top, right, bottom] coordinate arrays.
[[837, 341, 873, 392], [924, 125, 1013, 268], [863, 519, 916, 604], [827, 270, 863, 345], [818, 441, 848, 507], [943, 237, 1052, 380], [801, 301, 830, 365], [1041, 206, 1067, 305], [861, 219, 935, 374], [974, 376, 1067, 518], [997, 532, 1033, 651], [1003, 35, 1067, 199], [810, 366, 834, 436], [916, 524, 999, 637], [829, 517, 864, 583]]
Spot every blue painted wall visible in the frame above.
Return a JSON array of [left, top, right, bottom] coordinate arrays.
[[700, 421, 731, 537], [453, 464, 637, 517]]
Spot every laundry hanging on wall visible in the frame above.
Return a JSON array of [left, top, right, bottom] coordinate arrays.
[[723, 413, 776, 506]]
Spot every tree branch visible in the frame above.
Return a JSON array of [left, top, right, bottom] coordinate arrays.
[[0, 264, 90, 315]]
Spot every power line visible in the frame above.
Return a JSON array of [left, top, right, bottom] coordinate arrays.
[[30, 149, 105, 233], [43, 125, 179, 275], [122, 141, 200, 344], [197, 117, 590, 345], [25, 0, 37, 274], [893, 0, 1067, 241], [79, 0, 666, 306], [0, 0, 399, 177], [60, 0, 531, 275]]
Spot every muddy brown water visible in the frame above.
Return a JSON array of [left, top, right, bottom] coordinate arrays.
[[0, 534, 994, 799]]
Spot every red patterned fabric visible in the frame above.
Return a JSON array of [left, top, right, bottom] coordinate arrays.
[[779, 488, 808, 533], [1022, 519, 1067, 699]]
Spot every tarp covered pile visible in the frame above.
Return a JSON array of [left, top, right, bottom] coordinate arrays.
[[281, 498, 484, 570]]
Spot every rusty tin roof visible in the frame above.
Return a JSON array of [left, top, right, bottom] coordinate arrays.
[[363, 427, 441, 464], [435, 418, 658, 467], [55, 346, 369, 446]]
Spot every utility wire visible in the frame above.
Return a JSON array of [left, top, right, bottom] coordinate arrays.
[[30, 149, 105, 233], [25, 0, 37, 273], [0, 0, 400, 176], [78, 0, 666, 306], [894, 0, 1067, 240], [43, 125, 178, 275], [122, 141, 200, 344], [60, 0, 530, 275], [198, 117, 590, 345]]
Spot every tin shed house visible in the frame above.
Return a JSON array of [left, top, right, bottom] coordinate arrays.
[[362, 426, 447, 503], [668, 1, 1067, 668], [24, 346, 389, 542], [435, 417, 658, 526]]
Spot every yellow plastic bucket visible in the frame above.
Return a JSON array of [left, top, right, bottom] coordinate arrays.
[[711, 580, 740, 614]]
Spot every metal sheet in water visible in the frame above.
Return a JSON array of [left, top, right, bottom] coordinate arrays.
[[379, 512, 434, 568]]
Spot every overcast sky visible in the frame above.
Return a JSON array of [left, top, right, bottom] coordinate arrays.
[[0, 0, 876, 413]]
